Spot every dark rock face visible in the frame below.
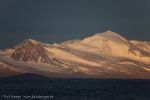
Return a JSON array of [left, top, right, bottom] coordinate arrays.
[[11, 39, 52, 63], [128, 45, 150, 57]]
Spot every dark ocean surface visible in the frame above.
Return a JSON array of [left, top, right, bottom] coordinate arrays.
[[0, 74, 150, 100]]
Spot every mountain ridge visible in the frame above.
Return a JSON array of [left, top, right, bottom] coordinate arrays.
[[0, 31, 150, 78]]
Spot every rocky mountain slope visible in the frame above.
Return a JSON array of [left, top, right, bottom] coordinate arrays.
[[0, 31, 150, 78], [11, 39, 52, 63]]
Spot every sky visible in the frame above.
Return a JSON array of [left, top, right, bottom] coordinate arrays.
[[0, 0, 150, 49]]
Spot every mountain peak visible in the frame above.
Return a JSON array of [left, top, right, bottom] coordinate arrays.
[[94, 31, 128, 42], [23, 38, 40, 44], [95, 31, 122, 37], [11, 38, 52, 63], [82, 31, 128, 44]]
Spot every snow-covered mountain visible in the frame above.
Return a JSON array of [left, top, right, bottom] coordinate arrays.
[[0, 31, 150, 78]]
